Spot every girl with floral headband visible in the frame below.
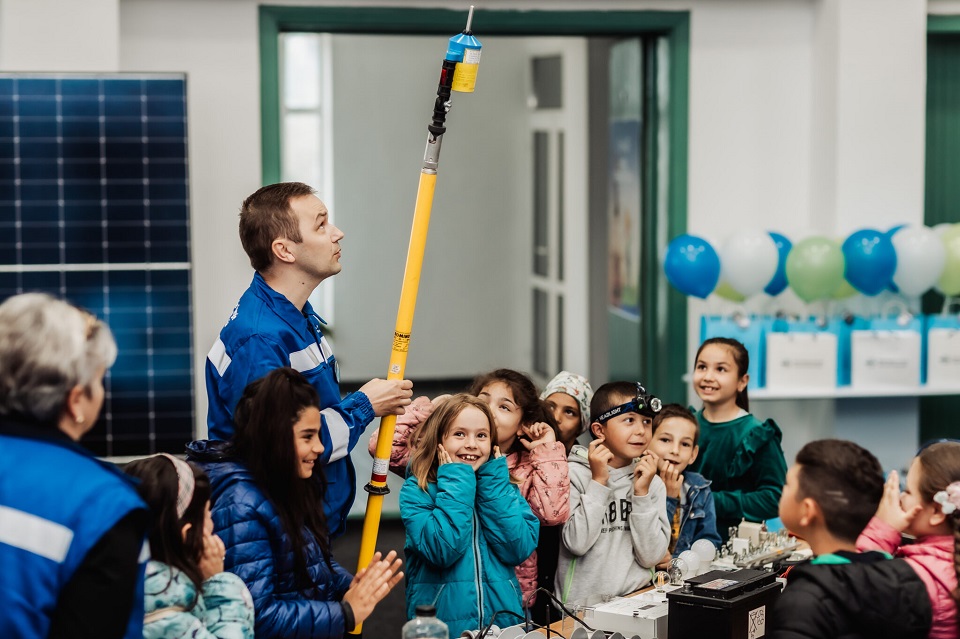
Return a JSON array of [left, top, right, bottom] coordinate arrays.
[[857, 441, 960, 638]]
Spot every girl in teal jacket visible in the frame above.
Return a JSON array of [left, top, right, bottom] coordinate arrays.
[[400, 394, 540, 638]]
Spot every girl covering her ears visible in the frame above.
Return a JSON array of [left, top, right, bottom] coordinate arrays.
[[688, 337, 787, 541], [368, 369, 570, 612], [186, 368, 404, 639], [124, 455, 254, 639], [857, 441, 960, 638], [400, 394, 539, 639]]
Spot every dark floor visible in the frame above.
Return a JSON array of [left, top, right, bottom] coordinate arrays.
[[332, 517, 410, 638]]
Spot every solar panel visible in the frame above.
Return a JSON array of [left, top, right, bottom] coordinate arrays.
[[0, 73, 193, 457]]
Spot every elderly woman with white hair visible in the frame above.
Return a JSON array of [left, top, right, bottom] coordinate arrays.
[[0, 293, 149, 639]]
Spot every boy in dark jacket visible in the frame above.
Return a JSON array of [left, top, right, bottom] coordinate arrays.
[[770, 439, 931, 639]]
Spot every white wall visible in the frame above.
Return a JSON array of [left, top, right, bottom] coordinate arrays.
[[326, 35, 531, 381], [0, 0, 120, 71]]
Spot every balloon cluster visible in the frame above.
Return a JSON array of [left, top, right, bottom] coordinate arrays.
[[664, 225, 960, 302]]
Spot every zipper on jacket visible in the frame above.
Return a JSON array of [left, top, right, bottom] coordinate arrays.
[[473, 511, 484, 627], [680, 484, 703, 531]]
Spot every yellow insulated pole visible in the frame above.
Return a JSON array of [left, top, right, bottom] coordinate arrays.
[[350, 8, 481, 636]]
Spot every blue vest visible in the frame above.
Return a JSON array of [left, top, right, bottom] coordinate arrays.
[[0, 430, 148, 639]]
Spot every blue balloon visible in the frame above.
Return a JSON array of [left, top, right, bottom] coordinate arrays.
[[841, 229, 897, 296], [663, 234, 721, 299], [885, 224, 907, 239], [764, 231, 792, 296]]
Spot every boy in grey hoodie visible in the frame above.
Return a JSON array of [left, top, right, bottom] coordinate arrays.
[[556, 382, 670, 605]]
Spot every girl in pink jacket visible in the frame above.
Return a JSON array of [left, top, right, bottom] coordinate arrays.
[[857, 440, 960, 639], [368, 369, 570, 615]]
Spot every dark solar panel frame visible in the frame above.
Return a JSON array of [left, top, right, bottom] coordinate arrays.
[[0, 73, 194, 458]]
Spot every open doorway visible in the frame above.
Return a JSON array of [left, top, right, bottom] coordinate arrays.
[[261, 7, 690, 516]]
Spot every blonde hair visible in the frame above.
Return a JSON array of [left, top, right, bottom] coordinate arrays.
[[408, 393, 497, 490]]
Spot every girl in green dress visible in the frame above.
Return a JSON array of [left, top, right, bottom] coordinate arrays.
[[689, 337, 787, 542]]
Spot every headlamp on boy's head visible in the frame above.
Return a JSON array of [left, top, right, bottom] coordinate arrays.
[[597, 382, 662, 424]]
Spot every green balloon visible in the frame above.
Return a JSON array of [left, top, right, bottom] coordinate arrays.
[[786, 236, 845, 303], [938, 225, 960, 296], [832, 279, 858, 300], [714, 280, 747, 302]]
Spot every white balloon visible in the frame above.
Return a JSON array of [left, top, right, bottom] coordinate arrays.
[[934, 223, 955, 237], [719, 229, 779, 297], [691, 538, 717, 563], [891, 226, 947, 296], [678, 550, 702, 576]]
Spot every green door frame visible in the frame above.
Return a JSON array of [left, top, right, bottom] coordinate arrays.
[[259, 6, 690, 400], [922, 14, 960, 442]]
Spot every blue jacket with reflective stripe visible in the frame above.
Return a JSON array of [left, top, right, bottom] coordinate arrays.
[[0, 424, 148, 639], [205, 273, 374, 537]]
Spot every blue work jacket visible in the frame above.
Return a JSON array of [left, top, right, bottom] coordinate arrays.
[[204, 272, 374, 537]]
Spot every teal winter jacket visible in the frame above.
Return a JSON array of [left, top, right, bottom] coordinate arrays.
[[401, 456, 539, 638]]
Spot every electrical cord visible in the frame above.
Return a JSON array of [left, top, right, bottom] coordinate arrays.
[[471, 608, 567, 639], [533, 586, 598, 633]]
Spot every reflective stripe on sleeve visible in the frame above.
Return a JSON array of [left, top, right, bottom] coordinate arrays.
[[322, 408, 351, 462], [289, 343, 324, 372], [207, 339, 231, 376], [0, 505, 74, 563]]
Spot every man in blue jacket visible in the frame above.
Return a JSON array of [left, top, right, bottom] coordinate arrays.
[[206, 182, 413, 537]]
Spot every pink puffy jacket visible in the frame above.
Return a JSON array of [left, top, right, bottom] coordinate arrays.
[[857, 516, 957, 639], [368, 397, 571, 607], [507, 442, 570, 606]]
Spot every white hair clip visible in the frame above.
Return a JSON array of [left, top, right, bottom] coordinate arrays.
[[934, 481, 960, 516]]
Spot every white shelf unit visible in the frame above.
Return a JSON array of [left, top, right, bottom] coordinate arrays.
[[750, 386, 960, 400]]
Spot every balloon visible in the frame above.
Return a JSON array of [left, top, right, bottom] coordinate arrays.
[[938, 225, 960, 296], [714, 281, 746, 302], [889, 226, 947, 296], [885, 225, 905, 293], [934, 223, 955, 237], [786, 237, 845, 303], [885, 224, 906, 238], [764, 232, 792, 296], [841, 229, 897, 296], [718, 229, 779, 297], [832, 279, 858, 300], [663, 234, 720, 299]]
